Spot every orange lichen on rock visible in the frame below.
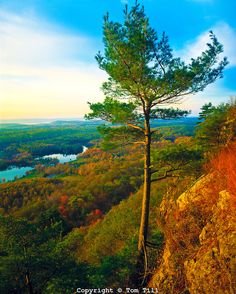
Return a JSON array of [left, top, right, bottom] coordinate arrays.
[[149, 143, 236, 293]]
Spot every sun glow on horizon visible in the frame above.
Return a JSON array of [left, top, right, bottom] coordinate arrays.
[[0, 9, 107, 119]]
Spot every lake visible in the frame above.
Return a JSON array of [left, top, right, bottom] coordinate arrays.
[[0, 146, 88, 183], [41, 146, 88, 163], [42, 153, 77, 164], [0, 167, 33, 183]]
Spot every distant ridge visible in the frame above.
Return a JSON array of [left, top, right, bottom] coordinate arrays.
[[0, 117, 198, 131], [0, 117, 85, 124]]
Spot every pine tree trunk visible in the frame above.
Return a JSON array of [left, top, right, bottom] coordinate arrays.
[[138, 120, 151, 252], [25, 271, 33, 294], [133, 114, 152, 287]]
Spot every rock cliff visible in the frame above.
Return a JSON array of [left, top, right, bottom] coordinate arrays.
[[149, 174, 236, 293]]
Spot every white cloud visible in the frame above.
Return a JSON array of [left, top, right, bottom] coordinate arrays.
[[175, 22, 236, 67], [174, 23, 236, 115], [180, 80, 235, 116], [1, 10, 235, 119], [0, 10, 106, 119]]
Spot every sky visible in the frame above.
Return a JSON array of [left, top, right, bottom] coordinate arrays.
[[0, 0, 236, 119]]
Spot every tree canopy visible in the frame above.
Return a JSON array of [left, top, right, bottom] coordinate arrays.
[[86, 3, 228, 127]]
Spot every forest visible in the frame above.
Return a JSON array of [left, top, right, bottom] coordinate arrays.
[[0, 1, 235, 293], [0, 121, 101, 170], [0, 118, 197, 171], [0, 101, 235, 293]]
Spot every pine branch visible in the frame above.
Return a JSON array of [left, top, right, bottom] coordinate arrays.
[[146, 241, 162, 249], [151, 168, 180, 182], [126, 123, 144, 132]]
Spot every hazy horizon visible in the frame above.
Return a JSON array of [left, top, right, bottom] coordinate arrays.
[[0, 117, 85, 124], [0, 116, 199, 125]]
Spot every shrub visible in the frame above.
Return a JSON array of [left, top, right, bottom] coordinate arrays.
[[206, 141, 236, 204]]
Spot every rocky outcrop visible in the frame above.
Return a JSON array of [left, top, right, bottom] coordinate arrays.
[[149, 174, 236, 294]]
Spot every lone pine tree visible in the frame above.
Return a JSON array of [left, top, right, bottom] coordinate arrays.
[[86, 1, 228, 281]]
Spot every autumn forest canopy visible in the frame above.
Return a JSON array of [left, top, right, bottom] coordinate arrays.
[[0, 2, 236, 294]]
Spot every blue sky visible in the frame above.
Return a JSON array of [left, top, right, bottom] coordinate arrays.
[[0, 0, 235, 118]]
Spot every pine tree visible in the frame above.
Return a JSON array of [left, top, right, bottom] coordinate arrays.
[[85, 2, 228, 282]]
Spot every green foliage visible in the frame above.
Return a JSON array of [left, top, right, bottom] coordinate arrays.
[[196, 100, 236, 154], [86, 3, 228, 148], [0, 178, 63, 215], [150, 108, 190, 119], [97, 125, 143, 150], [85, 97, 140, 124], [0, 147, 143, 227], [198, 102, 216, 122], [195, 103, 229, 150], [76, 178, 168, 278], [88, 243, 137, 288], [93, 3, 227, 110], [77, 191, 142, 264], [0, 122, 100, 170], [44, 262, 90, 294], [150, 229, 164, 248], [0, 213, 90, 293], [152, 140, 204, 178]]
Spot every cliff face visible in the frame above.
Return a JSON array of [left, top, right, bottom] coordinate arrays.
[[149, 174, 236, 294]]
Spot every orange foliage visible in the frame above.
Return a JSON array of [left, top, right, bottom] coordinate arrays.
[[175, 136, 192, 144], [59, 196, 69, 218], [92, 209, 103, 216], [60, 195, 69, 205], [59, 204, 67, 217], [206, 141, 236, 204], [85, 209, 103, 225], [80, 147, 112, 161]]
